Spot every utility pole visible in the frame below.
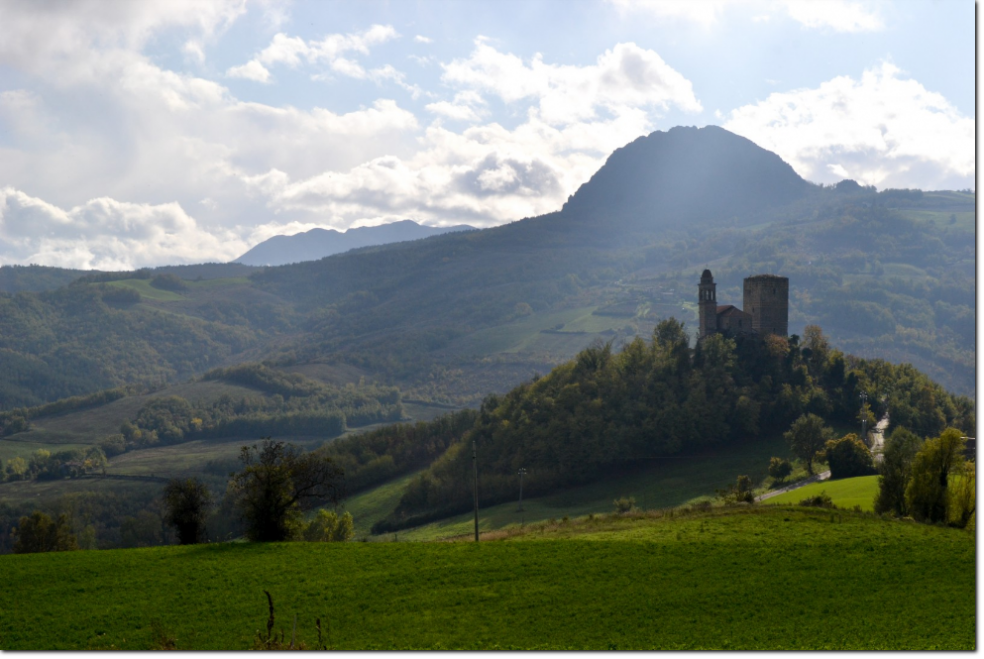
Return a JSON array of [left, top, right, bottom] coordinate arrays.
[[517, 468, 527, 526], [472, 438, 480, 542]]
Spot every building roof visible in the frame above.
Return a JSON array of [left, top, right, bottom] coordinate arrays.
[[717, 305, 750, 317]]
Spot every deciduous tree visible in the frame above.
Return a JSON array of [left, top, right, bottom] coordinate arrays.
[[783, 413, 832, 475], [905, 428, 966, 524], [163, 478, 213, 545], [874, 427, 922, 516], [231, 440, 344, 542], [13, 511, 79, 553]]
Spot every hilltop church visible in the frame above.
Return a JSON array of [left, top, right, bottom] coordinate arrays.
[[698, 270, 788, 339]]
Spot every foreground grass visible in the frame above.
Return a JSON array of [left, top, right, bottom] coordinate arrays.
[[0, 507, 973, 650], [768, 475, 880, 511]]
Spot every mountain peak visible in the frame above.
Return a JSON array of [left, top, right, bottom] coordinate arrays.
[[561, 125, 811, 224]]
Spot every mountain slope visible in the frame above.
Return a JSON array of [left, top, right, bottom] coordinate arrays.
[[561, 125, 812, 225], [234, 220, 476, 266]]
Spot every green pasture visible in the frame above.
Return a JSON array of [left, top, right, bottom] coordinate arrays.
[[105, 279, 185, 301], [895, 209, 975, 233], [444, 306, 632, 356], [766, 475, 880, 511], [0, 507, 972, 650]]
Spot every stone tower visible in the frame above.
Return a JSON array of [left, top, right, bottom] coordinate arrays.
[[743, 274, 788, 336], [698, 269, 717, 338]]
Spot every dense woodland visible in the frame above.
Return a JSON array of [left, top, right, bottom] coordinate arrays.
[[374, 321, 973, 532]]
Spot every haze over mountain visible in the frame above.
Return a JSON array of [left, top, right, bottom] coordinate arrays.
[[562, 125, 812, 225], [234, 220, 476, 267], [0, 126, 973, 412]]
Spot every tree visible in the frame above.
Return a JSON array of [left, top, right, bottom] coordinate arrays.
[[783, 413, 832, 475], [163, 478, 213, 545], [302, 509, 354, 542], [949, 462, 975, 529], [231, 440, 344, 542], [768, 457, 792, 485], [905, 428, 966, 524], [817, 434, 875, 479], [874, 427, 922, 516], [13, 511, 79, 553]]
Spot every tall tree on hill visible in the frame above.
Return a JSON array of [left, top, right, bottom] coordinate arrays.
[[874, 427, 922, 517], [230, 440, 344, 542], [783, 413, 833, 475], [163, 478, 213, 545], [905, 428, 966, 524]]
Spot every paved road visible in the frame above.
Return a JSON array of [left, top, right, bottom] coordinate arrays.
[[756, 470, 830, 502], [756, 413, 889, 502]]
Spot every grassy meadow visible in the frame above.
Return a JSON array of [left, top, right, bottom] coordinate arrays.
[[767, 475, 880, 511], [0, 506, 973, 651]]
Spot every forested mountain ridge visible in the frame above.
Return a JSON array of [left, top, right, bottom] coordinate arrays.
[[234, 220, 475, 266], [0, 127, 974, 411]]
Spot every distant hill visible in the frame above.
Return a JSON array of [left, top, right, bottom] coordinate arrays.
[[234, 220, 476, 266], [561, 125, 812, 227]]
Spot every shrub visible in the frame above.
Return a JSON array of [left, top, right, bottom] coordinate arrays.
[[718, 475, 755, 504], [817, 434, 875, 479], [799, 491, 835, 508], [768, 457, 792, 485], [613, 497, 636, 514], [302, 509, 354, 542]]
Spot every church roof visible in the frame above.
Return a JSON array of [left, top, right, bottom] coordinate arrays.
[[716, 305, 749, 317]]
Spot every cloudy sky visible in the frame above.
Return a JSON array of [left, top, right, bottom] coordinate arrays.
[[0, 0, 975, 270]]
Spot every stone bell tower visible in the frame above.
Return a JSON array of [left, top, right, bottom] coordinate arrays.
[[698, 269, 717, 338]]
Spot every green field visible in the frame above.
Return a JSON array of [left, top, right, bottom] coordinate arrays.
[[0, 507, 972, 650], [767, 475, 880, 511]]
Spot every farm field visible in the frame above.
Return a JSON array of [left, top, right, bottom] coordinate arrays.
[[0, 506, 972, 651], [767, 475, 880, 511]]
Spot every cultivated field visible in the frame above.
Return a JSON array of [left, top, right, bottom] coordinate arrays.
[[0, 506, 972, 650]]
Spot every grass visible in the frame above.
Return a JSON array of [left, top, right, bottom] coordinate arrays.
[[767, 475, 880, 511], [105, 279, 185, 301], [0, 506, 972, 650]]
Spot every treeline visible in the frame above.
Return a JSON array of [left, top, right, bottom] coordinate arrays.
[[375, 321, 973, 532], [1, 446, 108, 483], [324, 409, 479, 494], [97, 366, 404, 456], [0, 385, 146, 437]]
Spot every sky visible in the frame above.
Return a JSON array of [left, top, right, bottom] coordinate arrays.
[[0, 0, 975, 270]]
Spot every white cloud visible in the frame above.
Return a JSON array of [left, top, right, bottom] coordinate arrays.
[[608, 0, 884, 32], [414, 35, 433, 44], [426, 101, 484, 123], [229, 24, 400, 83], [442, 40, 701, 125], [780, 0, 883, 32], [0, 0, 247, 82], [722, 62, 974, 189], [0, 188, 247, 270], [227, 60, 272, 83]]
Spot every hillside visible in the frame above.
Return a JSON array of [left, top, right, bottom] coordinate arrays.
[[234, 220, 475, 266], [0, 507, 973, 650], [0, 126, 974, 414]]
